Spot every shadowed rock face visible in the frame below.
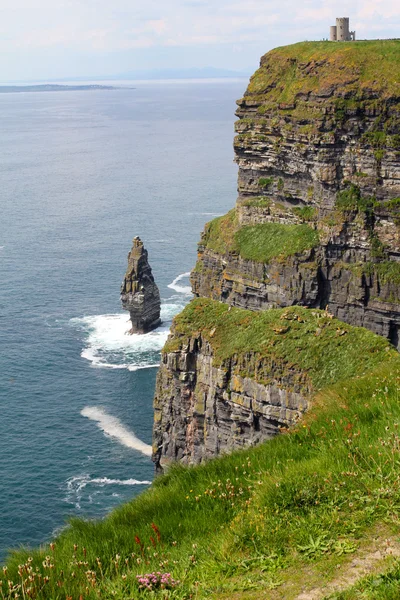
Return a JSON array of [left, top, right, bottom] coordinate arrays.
[[121, 237, 161, 334]]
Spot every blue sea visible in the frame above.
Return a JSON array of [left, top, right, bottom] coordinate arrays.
[[0, 79, 244, 562]]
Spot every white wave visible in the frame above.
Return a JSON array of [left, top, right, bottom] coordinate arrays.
[[188, 212, 223, 217], [66, 475, 151, 491], [81, 406, 152, 456], [167, 272, 192, 295], [128, 363, 160, 372], [64, 473, 151, 509], [91, 477, 151, 485], [71, 301, 184, 369]]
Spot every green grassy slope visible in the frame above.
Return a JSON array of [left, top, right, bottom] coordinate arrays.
[[203, 209, 319, 263], [247, 40, 400, 102], [166, 299, 395, 390], [2, 302, 400, 599]]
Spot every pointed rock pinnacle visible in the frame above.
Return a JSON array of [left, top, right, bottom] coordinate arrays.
[[120, 236, 161, 334]]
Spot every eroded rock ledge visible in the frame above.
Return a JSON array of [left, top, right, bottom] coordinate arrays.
[[152, 299, 393, 469]]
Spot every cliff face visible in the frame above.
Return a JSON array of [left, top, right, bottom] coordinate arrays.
[[121, 237, 161, 334], [153, 334, 307, 470], [153, 41, 400, 469], [191, 41, 400, 346], [153, 298, 394, 468]]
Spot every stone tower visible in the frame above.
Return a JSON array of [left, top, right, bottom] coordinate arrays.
[[330, 17, 356, 41]]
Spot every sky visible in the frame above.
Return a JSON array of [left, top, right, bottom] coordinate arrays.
[[1, 0, 400, 81]]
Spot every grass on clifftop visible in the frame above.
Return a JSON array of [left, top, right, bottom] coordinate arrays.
[[166, 298, 395, 390], [3, 301, 400, 599], [203, 209, 319, 263], [246, 40, 400, 103]]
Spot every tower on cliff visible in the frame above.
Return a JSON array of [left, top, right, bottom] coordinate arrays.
[[330, 17, 356, 41]]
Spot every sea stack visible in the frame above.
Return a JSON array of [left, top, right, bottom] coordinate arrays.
[[121, 237, 161, 334]]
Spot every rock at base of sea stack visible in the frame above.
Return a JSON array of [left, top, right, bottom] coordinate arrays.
[[121, 237, 161, 334]]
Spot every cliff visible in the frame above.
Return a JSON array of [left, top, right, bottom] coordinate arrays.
[[121, 237, 161, 334], [154, 40, 400, 469], [153, 297, 393, 469], [191, 41, 400, 345]]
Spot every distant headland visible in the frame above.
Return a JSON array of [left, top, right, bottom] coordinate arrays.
[[0, 84, 118, 93]]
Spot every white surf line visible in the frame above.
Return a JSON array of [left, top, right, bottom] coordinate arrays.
[[81, 406, 152, 457], [91, 477, 152, 485], [127, 364, 160, 372], [66, 475, 151, 490], [167, 272, 192, 295]]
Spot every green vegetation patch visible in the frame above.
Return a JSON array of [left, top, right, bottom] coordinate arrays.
[[335, 183, 377, 215], [202, 209, 238, 255], [203, 210, 319, 263], [239, 196, 271, 208], [167, 298, 395, 390], [247, 40, 400, 104], [292, 206, 318, 222], [235, 222, 319, 263], [258, 177, 274, 188], [382, 197, 400, 226], [364, 261, 400, 286]]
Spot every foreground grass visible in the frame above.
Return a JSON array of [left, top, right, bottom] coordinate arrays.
[[203, 209, 319, 263], [3, 305, 400, 599]]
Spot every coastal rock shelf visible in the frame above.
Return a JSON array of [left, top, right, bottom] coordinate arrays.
[[121, 237, 161, 334]]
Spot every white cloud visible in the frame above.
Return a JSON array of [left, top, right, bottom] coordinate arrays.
[[0, 0, 399, 78]]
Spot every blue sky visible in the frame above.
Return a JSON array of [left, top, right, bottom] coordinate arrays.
[[1, 0, 399, 81]]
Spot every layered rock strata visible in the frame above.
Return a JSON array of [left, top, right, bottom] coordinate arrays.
[[153, 334, 307, 470], [153, 41, 400, 470], [153, 299, 394, 469], [192, 41, 400, 346], [121, 237, 161, 334]]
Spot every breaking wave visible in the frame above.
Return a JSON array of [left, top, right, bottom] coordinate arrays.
[[65, 473, 151, 509], [70, 274, 192, 369], [71, 303, 179, 369], [167, 272, 192, 295], [81, 406, 152, 456]]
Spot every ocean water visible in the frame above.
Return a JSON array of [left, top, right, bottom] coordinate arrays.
[[0, 79, 244, 562]]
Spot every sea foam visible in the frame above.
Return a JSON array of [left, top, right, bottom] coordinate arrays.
[[167, 272, 192, 295], [65, 473, 151, 509], [81, 406, 152, 456], [72, 303, 179, 369], [71, 273, 191, 369]]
